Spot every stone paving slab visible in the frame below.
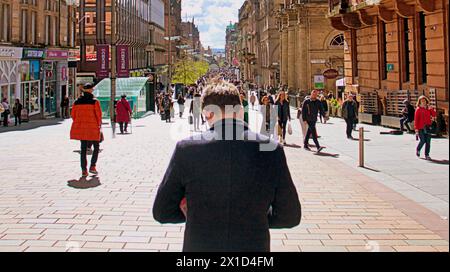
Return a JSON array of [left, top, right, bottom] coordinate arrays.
[[0, 103, 448, 252]]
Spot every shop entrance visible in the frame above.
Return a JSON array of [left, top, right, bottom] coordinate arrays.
[[21, 81, 40, 116]]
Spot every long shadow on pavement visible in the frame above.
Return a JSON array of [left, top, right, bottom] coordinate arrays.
[[421, 158, 450, 165], [68, 177, 101, 189], [0, 119, 65, 133], [284, 143, 302, 149], [313, 152, 340, 158]]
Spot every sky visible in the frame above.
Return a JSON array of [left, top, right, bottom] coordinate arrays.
[[182, 0, 245, 49]]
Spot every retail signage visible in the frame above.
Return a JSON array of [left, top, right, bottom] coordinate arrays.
[[23, 49, 45, 59], [0, 47, 23, 59], [96, 45, 110, 79], [323, 69, 339, 79], [46, 49, 69, 60], [314, 75, 325, 89], [117, 45, 129, 78]]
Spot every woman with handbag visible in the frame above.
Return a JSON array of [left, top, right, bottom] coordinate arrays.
[[414, 95, 436, 160], [70, 83, 103, 177]]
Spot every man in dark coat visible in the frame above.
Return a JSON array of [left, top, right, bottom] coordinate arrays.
[[400, 100, 415, 133], [302, 90, 325, 152], [342, 94, 359, 139], [153, 80, 302, 252]]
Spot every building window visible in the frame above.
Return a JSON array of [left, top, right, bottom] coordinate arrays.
[[330, 34, 345, 48], [419, 12, 427, 84], [380, 21, 387, 80], [402, 18, 410, 82], [0, 3, 11, 42]]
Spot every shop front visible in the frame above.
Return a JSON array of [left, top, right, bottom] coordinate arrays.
[[0, 46, 23, 120], [43, 49, 69, 117], [21, 48, 45, 118]]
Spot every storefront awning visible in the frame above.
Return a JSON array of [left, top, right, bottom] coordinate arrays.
[[94, 77, 148, 98]]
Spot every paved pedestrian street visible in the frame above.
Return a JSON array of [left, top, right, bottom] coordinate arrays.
[[0, 108, 448, 252]]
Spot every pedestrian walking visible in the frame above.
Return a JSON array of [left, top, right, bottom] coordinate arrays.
[[250, 92, 256, 110], [116, 94, 132, 134], [13, 99, 23, 126], [190, 92, 202, 131], [241, 92, 249, 124], [1, 98, 10, 127], [297, 106, 308, 142], [342, 94, 358, 139], [260, 95, 276, 138], [319, 95, 329, 124], [153, 79, 301, 252], [162, 94, 172, 123], [414, 95, 436, 160], [400, 100, 415, 133], [177, 94, 186, 118], [302, 90, 325, 152], [61, 95, 70, 119], [275, 91, 291, 145], [70, 83, 102, 177]]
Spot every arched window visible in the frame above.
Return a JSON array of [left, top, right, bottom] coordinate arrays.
[[330, 34, 345, 48]]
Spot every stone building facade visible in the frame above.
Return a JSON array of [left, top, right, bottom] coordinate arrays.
[[277, 0, 345, 94], [0, 0, 77, 119], [225, 22, 239, 67], [328, 0, 449, 130]]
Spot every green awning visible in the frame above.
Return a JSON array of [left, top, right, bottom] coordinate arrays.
[[94, 77, 148, 98]]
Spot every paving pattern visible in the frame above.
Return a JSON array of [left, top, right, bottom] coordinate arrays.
[[0, 104, 448, 252]]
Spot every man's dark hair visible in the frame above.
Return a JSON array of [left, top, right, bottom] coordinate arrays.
[[201, 80, 242, 111]]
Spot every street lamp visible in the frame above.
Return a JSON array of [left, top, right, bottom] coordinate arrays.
[[110, 0, 117, 137]]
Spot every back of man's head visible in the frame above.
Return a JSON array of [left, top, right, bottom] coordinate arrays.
[[201, 80, 242, 113]]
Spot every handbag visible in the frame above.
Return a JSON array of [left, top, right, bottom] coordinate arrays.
[[160, 111, 166, 121], [100, 132, 104, 143], [188, 115, 194, 125], [288, 121, 293, 135]]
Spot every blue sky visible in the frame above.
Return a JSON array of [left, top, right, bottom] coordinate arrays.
[[182, 0, 245, 49]]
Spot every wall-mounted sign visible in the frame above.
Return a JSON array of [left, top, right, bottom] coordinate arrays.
[[96, 45, 109, 79], [0, 47, 23, 59], [311, 59, 326, 64], [314, 75, 325, 89], [23, 49, 45, 59], [323, 69, 339, 79], [46, 49, 69, 60], [117, 45, 129, 78], [387, 64, 394, 72]]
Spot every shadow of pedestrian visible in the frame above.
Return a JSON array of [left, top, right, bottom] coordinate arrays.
[[422, 159, 449, 165], [284, 143, 302, 149], [67, 177, 101, 189], [314, 152, 340, 158]]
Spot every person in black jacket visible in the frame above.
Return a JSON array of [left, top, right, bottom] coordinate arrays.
[[301, 90, 325, 152], [153, 80, 302, 252], [319, 95, 329, 124], [12, 99, 23, 126], [400, 100, 415, 133], [275, 91, 291, 145], [342, 94, 358, 139]]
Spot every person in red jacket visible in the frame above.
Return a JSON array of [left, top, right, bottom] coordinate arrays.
[[116, 94, 132, 134], [414, 95, 436, 160], [70, 83, 102, 177]]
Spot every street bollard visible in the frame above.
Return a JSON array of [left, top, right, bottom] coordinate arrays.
[[359, 127, 364, 167]]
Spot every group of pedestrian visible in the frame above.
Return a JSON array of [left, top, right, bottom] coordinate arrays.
[[0, 98, 24, 127]]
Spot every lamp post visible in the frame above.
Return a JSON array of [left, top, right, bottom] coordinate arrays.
[[110, 0, 117, 137]]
